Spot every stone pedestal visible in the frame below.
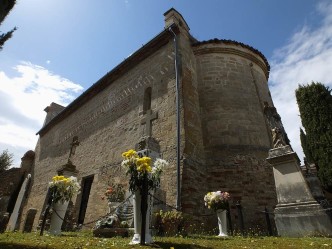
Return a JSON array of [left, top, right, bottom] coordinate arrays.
[[57, 162, 78, 177], [267, 145, 332, 237]]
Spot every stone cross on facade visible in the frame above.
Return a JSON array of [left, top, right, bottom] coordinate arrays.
[[68, 136, 80, 164], [140, 109, 158, 137]]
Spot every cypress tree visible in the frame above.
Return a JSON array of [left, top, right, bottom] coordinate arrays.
[[295, 82, 332, 191], [0, 0, 16, 50]]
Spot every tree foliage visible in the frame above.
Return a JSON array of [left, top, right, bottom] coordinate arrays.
[[0, 0, 16, 50], [296, 82, 332, 191], [0, 149, 13, 171]]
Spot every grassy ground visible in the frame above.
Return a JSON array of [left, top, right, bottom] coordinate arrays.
[[0, 231, 331, 249]]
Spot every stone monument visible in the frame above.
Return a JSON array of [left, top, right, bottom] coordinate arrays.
[[6, 174, 31, 231], [266, 109, 332, 237], [57, 136, 80, 177]]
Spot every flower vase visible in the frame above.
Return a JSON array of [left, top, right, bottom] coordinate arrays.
[[216, 209, 228, 237], [49, 201, 69, 236], [130, 190, 153, 244]]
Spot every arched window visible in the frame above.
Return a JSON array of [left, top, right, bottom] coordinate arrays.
[[143, 87, 152, 114]]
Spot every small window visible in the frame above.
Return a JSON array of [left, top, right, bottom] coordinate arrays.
[[143, 87, 152, 114]]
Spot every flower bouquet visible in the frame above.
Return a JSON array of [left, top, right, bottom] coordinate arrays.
[[103, 183, 126, 202], [204, 191, 230, 211], [48, 175, 80, 235], [49, 175, 81, 204], [121, 149, 168, 192], [121, 149, 168, 244]]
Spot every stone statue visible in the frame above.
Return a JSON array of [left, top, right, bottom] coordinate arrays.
[[272, 127, 287, 148], [264, 102, 290, 148]]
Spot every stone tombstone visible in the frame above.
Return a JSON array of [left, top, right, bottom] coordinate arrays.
[[92, 192, 133, 238], [267, 145, 332, 237], [23, 208, 37, 233], [0, 212, 9, 233], [302, 160, 325, 202], [116, 194, 134, 227], [6, 174, 32, 232], [0, 196, 10, 213]]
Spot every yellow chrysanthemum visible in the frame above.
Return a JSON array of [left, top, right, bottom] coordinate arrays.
[[137, 163, 152, 173], [122, 149, 138, 158], [52, 175, 69, 183], [137, 156, 151, 165], [136, 156, 152, 173]]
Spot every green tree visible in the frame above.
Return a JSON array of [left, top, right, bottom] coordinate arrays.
[[0, 149, 13, 171], [296, 82, 332, 191], [0, 0, 16, 50]]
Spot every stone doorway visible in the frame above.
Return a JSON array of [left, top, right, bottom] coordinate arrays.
[[77, 175, 94, 225]]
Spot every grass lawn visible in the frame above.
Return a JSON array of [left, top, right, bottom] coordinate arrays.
[[0, 231, 331, 249]]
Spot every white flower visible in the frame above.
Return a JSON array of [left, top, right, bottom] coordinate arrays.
[[154, 158, 168, 169], [121, 159, 130, 168]]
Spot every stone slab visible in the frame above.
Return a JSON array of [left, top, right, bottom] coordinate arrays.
[[275, 201, 332, 237]]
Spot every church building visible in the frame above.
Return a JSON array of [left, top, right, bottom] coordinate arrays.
[[20, 8, 281, 231]]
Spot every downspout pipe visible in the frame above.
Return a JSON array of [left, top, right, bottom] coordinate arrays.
[[168, 26, 181, 211]]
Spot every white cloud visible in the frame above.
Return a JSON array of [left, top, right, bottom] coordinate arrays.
[[0, 61, 84, 167], [269, 0, 332, 163]]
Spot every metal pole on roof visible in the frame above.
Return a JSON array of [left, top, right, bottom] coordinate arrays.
[[168, 26, 181, 211]]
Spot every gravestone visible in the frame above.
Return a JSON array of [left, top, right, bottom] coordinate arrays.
[[23, 208, 37, 233], [302, 159, 326, 202], [267, 145, 332, 237], [93, 195, 133, 238], [6, 174, 32, 231], [0, 212, 9, 233], [116, 197, 134, 227]]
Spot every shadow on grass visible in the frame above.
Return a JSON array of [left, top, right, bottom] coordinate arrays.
[[152, 241, 212, 249], [0, 242, 46, 249]]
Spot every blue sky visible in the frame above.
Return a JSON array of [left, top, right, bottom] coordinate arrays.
[[1, 0, 332, 166]]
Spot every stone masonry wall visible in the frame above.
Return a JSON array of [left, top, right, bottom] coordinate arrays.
[[21, 10, 279, 233], [194, 42, 272, 152], [193, 42, 277, 231], [21, 39, 182, 229], [176, 27, 208, 219]]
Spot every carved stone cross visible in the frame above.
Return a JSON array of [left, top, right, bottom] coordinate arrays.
[[140, 109, 158, 137], [68, 136, 80, 164]]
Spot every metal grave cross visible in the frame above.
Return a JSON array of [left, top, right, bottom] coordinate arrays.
[[140, 109, 158, 137]]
